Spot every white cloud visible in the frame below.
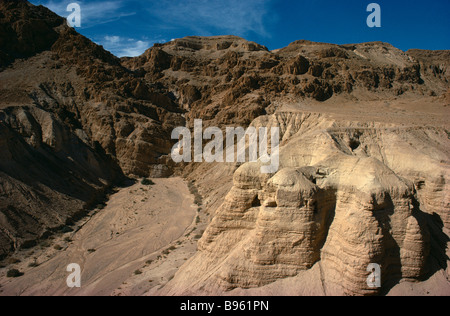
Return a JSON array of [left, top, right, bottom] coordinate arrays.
[[104, 35, 121, 44], [146, 0, 274, 37], [30, 0, 275, 56], [100, 36, 162, 57], [35, 0, 135, 28]]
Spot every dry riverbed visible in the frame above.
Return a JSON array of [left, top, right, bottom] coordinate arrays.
[[0, 177, 204, 296]]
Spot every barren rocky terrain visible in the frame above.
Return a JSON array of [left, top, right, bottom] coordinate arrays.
[[0, 0, 448, 296], [0, 178, 198, 295]]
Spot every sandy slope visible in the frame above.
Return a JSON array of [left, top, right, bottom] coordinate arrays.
[[0, 178, 197, 296]]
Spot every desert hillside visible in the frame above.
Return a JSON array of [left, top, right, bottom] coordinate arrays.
[[0, 0, 449, 296]]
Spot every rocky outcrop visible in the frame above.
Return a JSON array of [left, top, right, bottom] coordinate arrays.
[[163, 113, 449, 296], [1, 0, 186, 178], [0, 106, 124, 256], [0, 0, 64, 69]]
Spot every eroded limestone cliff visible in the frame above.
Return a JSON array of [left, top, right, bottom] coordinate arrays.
[[162, 113, 449, 295]]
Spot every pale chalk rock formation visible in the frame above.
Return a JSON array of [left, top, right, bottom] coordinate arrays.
[[162, 112, 449, 296]]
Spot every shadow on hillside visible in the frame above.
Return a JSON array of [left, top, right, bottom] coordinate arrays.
[[379, 196, 449, 295]]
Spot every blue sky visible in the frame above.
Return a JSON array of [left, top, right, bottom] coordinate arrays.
[[29, 0, 450, 57]]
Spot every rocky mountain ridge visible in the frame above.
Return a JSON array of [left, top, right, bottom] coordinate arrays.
[[0, 0, 184, 256]]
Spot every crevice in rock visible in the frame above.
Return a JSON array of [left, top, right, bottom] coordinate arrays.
[[411, 196, 449, 280], [372, 195, 403, 294], [349, 139, 361, 151], [317, 188, 337, 257], [251, 195, 261, 207]]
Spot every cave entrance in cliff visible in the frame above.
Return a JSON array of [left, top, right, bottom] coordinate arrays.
[[251, 195, 261, 207], [349, 139, 361, 151]]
